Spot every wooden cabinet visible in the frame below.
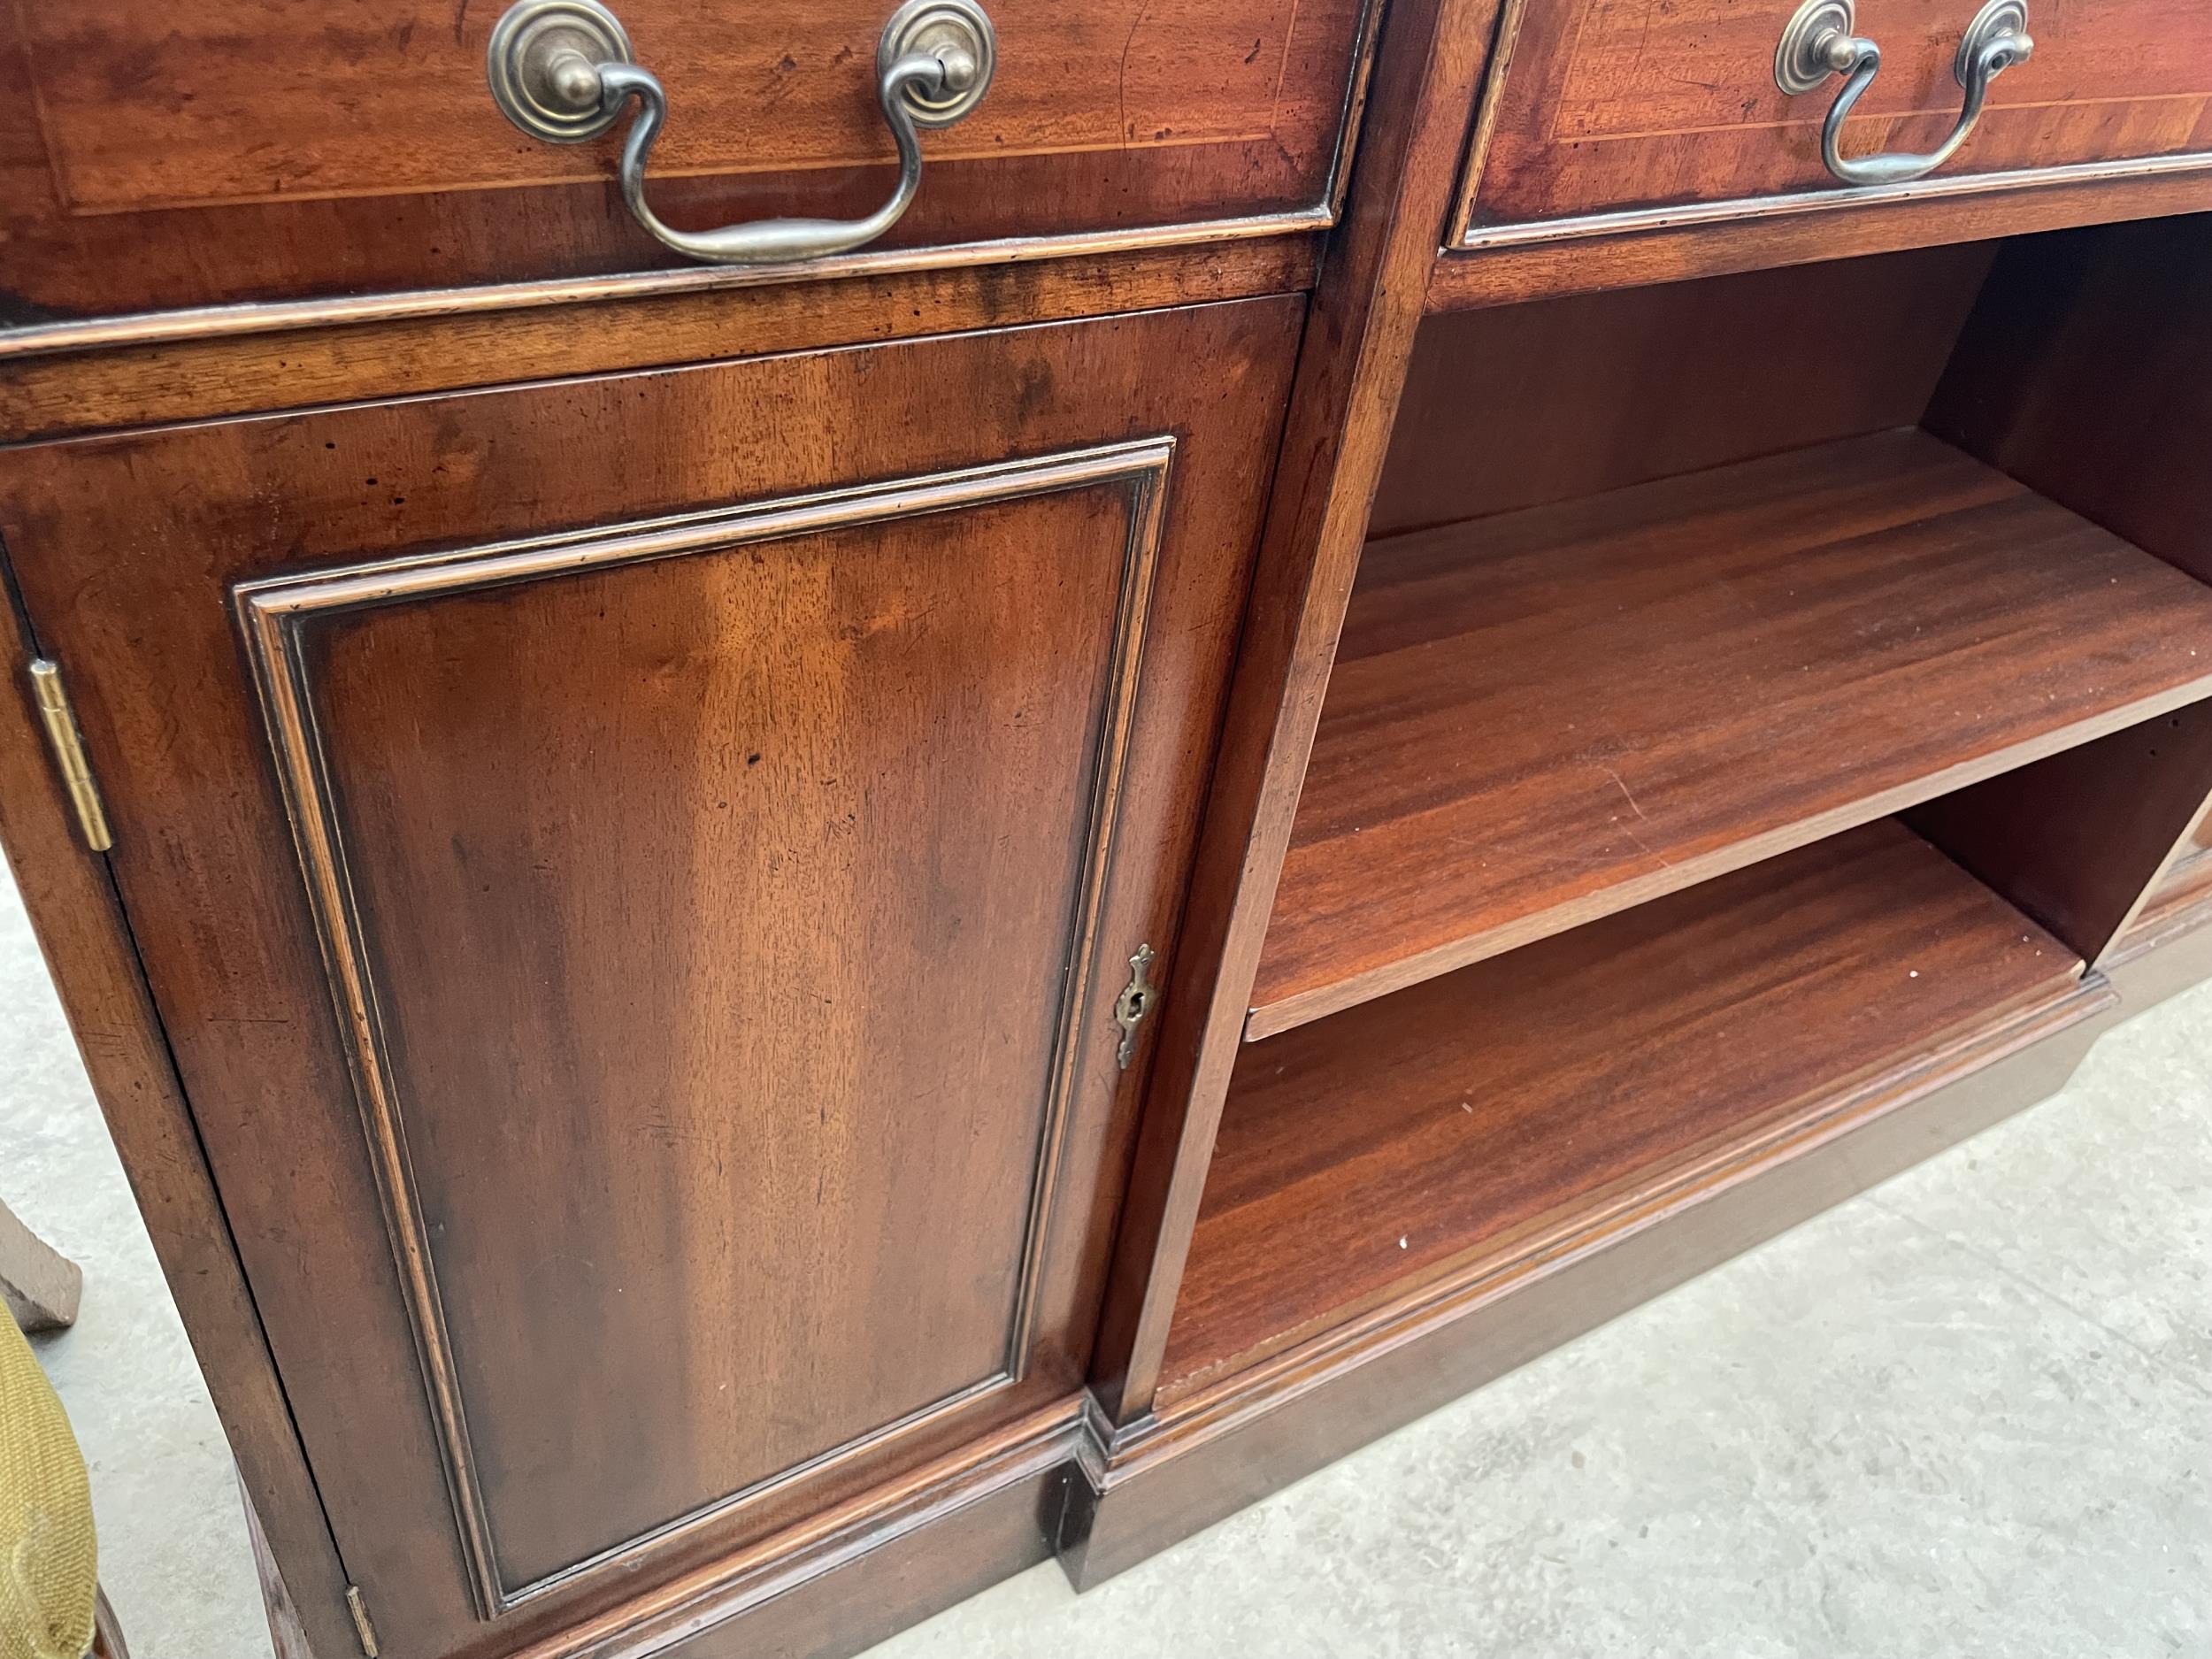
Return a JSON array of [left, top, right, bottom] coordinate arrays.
[[0, 301, 1300, 1658], [1451, 0, 2212, 250]]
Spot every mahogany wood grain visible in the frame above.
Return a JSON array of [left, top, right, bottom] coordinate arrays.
[[1917, 216, 2212, 967], [1929, 215, 2212, 587], [1909, 703, 2212, 968], [498, 1398, 1079, 1659], [1426, 168, 2212, 313], [1167, 820, 2083, 1400], [0, 302, 1298, 1659], [1454, 0, 2212, 242], [1066, 966, 2113, 1586], [1252, 429, 2212, 1037], [1373, 245, 1993, 537], [0, 0, 1369, 320], [1078, 0, 1499, 1429], [0, 236, 1317, 443], [0, 590, 362, 1658], [293, 480, 1141, 1602]]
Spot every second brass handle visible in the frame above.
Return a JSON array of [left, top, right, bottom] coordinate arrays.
[[1776, 0, 2033, 188], [488, 0, 996, 265]]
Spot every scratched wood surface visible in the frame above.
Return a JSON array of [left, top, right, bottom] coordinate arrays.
[[1168, 819, 2083, 1398], [1251, 428, 2212, 1036]]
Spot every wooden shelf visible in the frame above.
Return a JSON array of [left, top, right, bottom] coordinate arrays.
[[1161, 820, 2085, 1403], [1250, 428, 2212, 1039], [2123, 810, 2212, 951]]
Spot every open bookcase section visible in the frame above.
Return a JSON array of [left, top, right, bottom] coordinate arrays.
[[1161, 819, 2087, 1404], [1253, 431, 2212, 1035], [1251, 232, 2212, 1041], [1159, 218, 2212, 1434]]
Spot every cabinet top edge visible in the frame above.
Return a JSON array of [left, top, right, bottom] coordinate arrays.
[[0, 229, 1321, 447], [0, 213, 1329, 366]]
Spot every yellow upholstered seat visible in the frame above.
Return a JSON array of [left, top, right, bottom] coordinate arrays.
[[0, 1310, 96, 1659]]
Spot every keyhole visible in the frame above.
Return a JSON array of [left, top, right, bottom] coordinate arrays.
[[1125, 991, 1147, 1020]]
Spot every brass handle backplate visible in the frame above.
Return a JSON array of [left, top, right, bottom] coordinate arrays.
[[486, 0, 995, 265], [1776, 0, 2033, 188]]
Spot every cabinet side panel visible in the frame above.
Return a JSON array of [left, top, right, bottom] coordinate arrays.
[[1928, 215, 2212, 584], [0, 603, 362, 1659]]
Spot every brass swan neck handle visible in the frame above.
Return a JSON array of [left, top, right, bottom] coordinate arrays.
[[1776, 0, 2033, 188], [487, 0, 996, 266]]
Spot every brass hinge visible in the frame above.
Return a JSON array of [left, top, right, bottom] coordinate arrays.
[[27, 657, 112, 851], [344, 1586, 380, 1657]]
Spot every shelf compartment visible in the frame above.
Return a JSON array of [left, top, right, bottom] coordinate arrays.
[[2121, 803, 2212, 952], [1250, 428, 2212, 1039], [1162, 820, 2084, 1403]]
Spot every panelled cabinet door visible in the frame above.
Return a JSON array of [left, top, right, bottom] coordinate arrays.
[[0, 300, 1301, 1657]]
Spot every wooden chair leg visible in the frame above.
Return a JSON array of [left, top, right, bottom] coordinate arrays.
[[91, 1586, 129, 1659], [0, 1194, 82, 1333]]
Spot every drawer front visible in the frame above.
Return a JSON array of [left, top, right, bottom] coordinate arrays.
[[1452, 0, 2212, 246], [0, 299, 1301, 1657], [1, 0, 1371, 322]]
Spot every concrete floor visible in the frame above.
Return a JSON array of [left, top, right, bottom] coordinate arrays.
[[3, 856, 2207, 1658]]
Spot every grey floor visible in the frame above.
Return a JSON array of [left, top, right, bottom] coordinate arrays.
[[4, 856, 2207, 1659]]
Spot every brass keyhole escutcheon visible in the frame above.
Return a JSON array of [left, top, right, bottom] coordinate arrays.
[[1114, 945, 1157, 1070]]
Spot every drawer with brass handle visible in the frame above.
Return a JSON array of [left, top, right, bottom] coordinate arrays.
[[0, 0, 1373, 324], [1449, 0, 2212, 250]]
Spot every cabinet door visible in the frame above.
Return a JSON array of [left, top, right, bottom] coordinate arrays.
[[0, 299, 1300, 1656]]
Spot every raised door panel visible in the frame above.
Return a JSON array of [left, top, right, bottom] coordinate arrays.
[[0, 0, 1373, 320], [244, 451, 1163, 1608], [1453, 0, 2212, 246], [0, 299, 1302, 1656]]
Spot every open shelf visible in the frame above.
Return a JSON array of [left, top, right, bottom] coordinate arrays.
[[1249, 427, 2212, 1039], [1160, 819, 2086, 1403], [2124, 803, 2212, 949]]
